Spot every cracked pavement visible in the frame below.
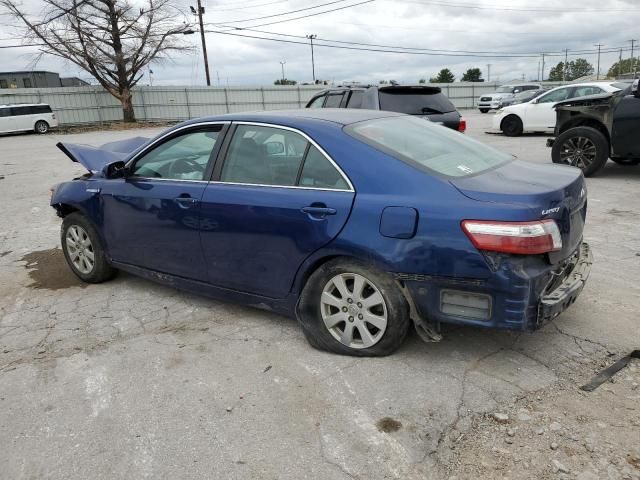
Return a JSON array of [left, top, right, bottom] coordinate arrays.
[[1, 112, 639, 479]]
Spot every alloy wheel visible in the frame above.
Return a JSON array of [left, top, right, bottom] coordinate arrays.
[[65, 225, 95, 274], [559, 137, 597, 169], [320, 273, 388, 349]]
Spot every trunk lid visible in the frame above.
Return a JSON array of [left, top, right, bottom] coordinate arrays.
[[451, 160, 587, 262]]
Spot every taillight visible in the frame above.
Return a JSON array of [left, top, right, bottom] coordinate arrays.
[[461, 220, 562, 255], [458, 118, 466, 133]]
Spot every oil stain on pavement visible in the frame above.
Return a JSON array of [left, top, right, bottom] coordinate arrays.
[[20, 248, 86, 290]]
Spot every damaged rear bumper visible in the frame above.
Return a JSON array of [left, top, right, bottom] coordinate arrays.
[[537, 242, 592, 326], [397, 242, 592, 332]]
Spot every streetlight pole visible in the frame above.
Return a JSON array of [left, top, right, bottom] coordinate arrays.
[[486, 63, 491, 82], [191, 0, 211, 86], [280, 60, 286, 84], [306, 34, 317, 83]]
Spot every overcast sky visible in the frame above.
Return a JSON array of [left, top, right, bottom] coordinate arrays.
[[1, 0, 639, 86]]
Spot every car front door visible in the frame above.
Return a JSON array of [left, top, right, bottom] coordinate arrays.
[[100, 123, 227, 280], [524, 87, 574, 131], [199, 123, 355, 298], [611, 93, 640, 158]]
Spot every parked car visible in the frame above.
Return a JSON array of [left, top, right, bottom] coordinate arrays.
[[498, 88, 547, 108], [491, 82, 627, 137], [51, 109, 591, 356], [477, 83, 542, 113], [547, 79, 640, 176], [0, 103, 58, 134], [306, 84, 466, 132]]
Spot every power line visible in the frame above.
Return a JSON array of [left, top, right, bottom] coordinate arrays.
[[209, 0, 365, 25], [227, 26, 636, 57], [208, 0, 376, 30], [208, 0, 289, 12]]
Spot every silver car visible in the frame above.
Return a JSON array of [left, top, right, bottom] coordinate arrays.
[[477, 83, 542, 113]]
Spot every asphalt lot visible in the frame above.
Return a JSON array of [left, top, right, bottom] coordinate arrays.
[[0, 111, 639, 479]]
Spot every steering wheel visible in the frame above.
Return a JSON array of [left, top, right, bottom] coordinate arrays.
[[167, 156, 205, 178]]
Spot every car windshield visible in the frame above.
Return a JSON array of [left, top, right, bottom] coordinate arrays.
[[378, 88, 456, 114], [346, 116, 512, 178], [495, 86, 513, 93]]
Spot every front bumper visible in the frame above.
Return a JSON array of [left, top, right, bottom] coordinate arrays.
[[399, 242, 592, 331]]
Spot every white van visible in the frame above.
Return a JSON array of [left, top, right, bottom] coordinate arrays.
[[0, 103, 58, 134]]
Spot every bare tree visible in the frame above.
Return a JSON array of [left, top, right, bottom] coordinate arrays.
[[2, 0, 193, 122]]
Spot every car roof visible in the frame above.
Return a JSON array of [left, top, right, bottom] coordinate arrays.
[[0, 103, 50, 108], [544, 81, 621, 93], [184, 108, 404, 127]]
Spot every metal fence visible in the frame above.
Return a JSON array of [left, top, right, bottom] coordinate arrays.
[[0, 82, 569, 126]]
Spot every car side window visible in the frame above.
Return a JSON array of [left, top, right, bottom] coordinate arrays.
[[221, 125, 307, 186], [538, 88, 570, 103], [324, 93, 344, 108], [346, 91, 364, 109], [299, 145, 349, 190], [308, 95, 326, 108], [131, 129, 221, 180], [572, 86, 603, 97]]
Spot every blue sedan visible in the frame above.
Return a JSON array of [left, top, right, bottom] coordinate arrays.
[[51, 109, 592, 356]]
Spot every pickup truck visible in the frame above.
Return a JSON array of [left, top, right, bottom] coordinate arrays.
[[547, 79, 639, 176]]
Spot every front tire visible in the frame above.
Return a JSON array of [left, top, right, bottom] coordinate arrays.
[[297, 259, 410, 357], [551, 126, 609, 176], [501, 115, 523, 137], [479, 109, 489, 113], [34, 120, 49, 134], [61, 213, 116, 283]]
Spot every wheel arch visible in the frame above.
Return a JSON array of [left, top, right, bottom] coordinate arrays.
[[558, 116, 610, 146]]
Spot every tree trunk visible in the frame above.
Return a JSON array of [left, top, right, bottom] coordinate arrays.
[[121, 89, 136, 123]]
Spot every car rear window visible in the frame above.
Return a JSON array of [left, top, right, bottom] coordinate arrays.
[[345, 116, 512, 178], [378, 88, 455, 115]]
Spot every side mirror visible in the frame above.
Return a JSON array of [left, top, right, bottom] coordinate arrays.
[[103, 160, 127, 179], [632, 79, 639, 97], [513, 89, 520, 93], [264, 141, 285, 155]]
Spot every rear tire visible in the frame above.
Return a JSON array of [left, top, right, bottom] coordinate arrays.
[[551, 126, 609, 177], [297, 259, 410, 357], [501, 115, 523, 137], [61, 212, 116, 283], [479, 109, 489, 113], [34, 120, 49, 134]]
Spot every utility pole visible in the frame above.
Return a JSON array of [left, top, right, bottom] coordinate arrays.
[[279, 60, 286, 84], [192, 0, 211, 86], [563, 48, 568, 81], [619, 48, 623, 78], [306, 34, 317, 82], [486, 64, 491, 82], [594, 43, 603, 80], [630, 39, 638, 76], [537, 61, 540, 81], [541, 53, 545, 81]]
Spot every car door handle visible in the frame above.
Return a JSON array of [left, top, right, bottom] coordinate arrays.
[[301, 205, 337, 216], [174, 195, 198, 209]]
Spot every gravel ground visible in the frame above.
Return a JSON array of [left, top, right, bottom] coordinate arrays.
[[0, 111, 638, 480]]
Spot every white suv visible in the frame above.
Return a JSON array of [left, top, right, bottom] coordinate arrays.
[[0, 103, 58, 134], [477, 84, 542, 113]]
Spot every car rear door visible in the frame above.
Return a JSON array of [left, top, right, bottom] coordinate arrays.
[[100, 123, 227, 281], [611, 93, 640, 158], [199, 122, 355, 298]]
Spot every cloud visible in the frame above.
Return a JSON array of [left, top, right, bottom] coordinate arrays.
[[1, 0, 638, 86]]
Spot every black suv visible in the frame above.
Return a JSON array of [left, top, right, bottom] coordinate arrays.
[[306, 84, 465, 132], [548, 79, 639, 176]]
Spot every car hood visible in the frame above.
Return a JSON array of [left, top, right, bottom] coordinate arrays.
[[553, 92, 614, 110], [450, 160, 586, 260], [57, 136, 150, 173]]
